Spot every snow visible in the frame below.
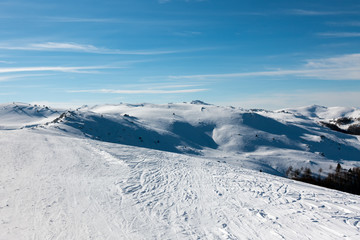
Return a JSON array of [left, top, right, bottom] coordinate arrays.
[[72, 102, 360, 173], [1, 102, 360, 239], [281, 105, 360, 120], [0, 102, 60, 130]]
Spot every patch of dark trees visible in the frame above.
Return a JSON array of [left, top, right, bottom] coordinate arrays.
[[286, 164, 360, 195], [320, 121, 360, 135], [335, 117, 353, 125]]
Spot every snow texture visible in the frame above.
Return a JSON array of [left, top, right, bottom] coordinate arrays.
[[0, 102, 359, 239]]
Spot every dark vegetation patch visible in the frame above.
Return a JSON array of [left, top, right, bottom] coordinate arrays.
[[348, 124, 360, 135], [321, 121, 360, 136], [335, 117, 353, 125], [286, 164, 360, 195]]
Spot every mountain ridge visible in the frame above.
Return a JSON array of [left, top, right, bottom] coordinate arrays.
[[2, 101, 359, 177]]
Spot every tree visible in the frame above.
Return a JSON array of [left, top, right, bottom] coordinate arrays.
[[336, 163, 342, 173]]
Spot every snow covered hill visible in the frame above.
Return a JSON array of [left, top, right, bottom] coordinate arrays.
[[0, 102, 60, 130], [39, 102, 360, 176], [0, 102, 360, 239]]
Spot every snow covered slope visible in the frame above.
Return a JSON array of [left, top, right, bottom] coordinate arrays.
[[281, 105, 360, 120], [0, 129, 359, 239], [1, 102, 360, 239], [281, 105, 360, 136], [40, 102, 360, 176], [0, 102, 60, 130], [1, 102, 360, 175]]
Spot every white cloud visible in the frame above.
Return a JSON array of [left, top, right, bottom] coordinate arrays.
[[0, 92, 15, 96], [112, 82, 203, 90], [68, 88, 208, 94], [46, 17, 115, 23], [305, 54, 360, 68], [327, 21, 360, 27], [31, 42, 98, 51], [317, 32, 360, 38], [288, 9, 359, 16], [0, 74, 50, 82], [0, 41, 206, 55], [228, 91, 360, 110], [0, 66, 119, 74], [169, 53, 360, 81], [148, 84, 202, 89], [0, 60, 14, 64], [44, 16, 200, 27], [173, 31, 202, 37]]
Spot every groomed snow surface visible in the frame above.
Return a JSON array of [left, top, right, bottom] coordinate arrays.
[[0, 102, 360, 239]]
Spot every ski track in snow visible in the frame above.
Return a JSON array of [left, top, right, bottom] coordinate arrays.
[[0, 130, 359, 239]]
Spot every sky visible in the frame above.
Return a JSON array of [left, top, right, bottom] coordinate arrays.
[[0, 0, 360, 109]]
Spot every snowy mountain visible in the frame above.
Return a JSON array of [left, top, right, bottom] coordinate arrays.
[[39, 102, 360, 175], [0, 102, 60, 130], [0, 102, 359, 239]]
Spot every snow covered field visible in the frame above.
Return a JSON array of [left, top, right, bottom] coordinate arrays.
[[0, 102, 360, 239]]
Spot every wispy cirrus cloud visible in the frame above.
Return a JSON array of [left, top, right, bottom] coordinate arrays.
[[67, 78, 207, 95], [173, 31, 202, 37], [41, 16, 202, 27], [46, 17, 115, 23], [0, 15, 200, 26], [169, 53, 360, 81], [0, 74, 51, 82], [317, 32, 360, 38], [229, 91, 360, 110], [326, 21, 360, 27], [287, 9, 360, 16], [0, 92, 16, 96], [68, 88, 207, 94], [158, 0, 207, 3], [0, 42, 191, 55], [0, 65, 121, 74], [0, 60, 14, 64], [0, 75, 23, 82]]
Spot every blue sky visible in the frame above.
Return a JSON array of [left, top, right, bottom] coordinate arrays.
[[0, 0, 360, 109]]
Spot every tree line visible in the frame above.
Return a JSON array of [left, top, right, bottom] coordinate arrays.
[[286, 164, 360, 195]]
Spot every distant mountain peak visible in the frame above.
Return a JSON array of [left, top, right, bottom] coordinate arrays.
[[190, 100, 211, 105]]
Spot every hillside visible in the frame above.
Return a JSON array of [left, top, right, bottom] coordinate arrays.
[[40, 102, 360, 176], [0, 102, 60, 130], [0, 102, 359, 239]]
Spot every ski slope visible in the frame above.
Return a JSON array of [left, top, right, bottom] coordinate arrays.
[[1, 129, 359, 239], [1, 102, 360, 239]]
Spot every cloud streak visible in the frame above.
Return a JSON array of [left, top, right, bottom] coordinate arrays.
[[317, 32, 360, 38], [288, 9, 360, 16], [46, 17, 116, 23], [327, 21, 360, 27], [169, 53, 360, 81], [230, 91, 360, 110], [0, 74, 51, 82], [0, 42, 202, 55], [68, 88, 208, 94], [0, 65, 120, 74], [44, 16, 200, 26], [0, 60, 14, 64]]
